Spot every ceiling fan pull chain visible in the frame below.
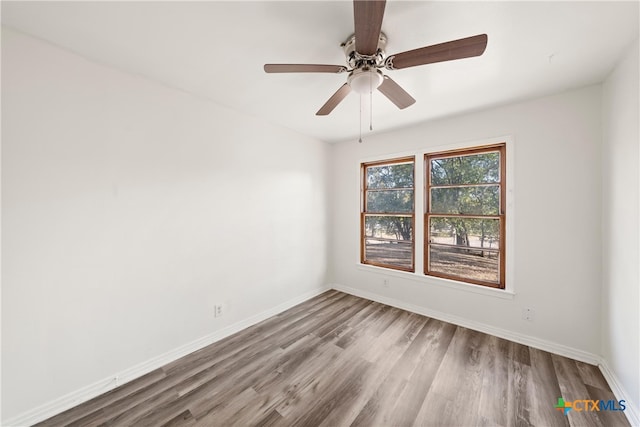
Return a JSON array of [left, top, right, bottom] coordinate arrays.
[[358, 94, 363, 143], [369, 77, 373, 131]]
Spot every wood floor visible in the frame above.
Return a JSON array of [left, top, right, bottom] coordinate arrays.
[[37, 290, 630, 427]]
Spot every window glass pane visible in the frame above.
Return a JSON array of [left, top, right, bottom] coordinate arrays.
[[430, 185, 499, 215], [365, 215, 413, 241], [428, 244, 499, 284], [367, 189, 413, 213], [430, 152, 499, 186], [364, 239, 413, 269], [429, 217, 500, 249], [367, 163, 414, 189]]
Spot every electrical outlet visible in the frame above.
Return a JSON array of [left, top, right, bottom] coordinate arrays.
[[522, 307, 535, 322], [214, 304, 223, 318]]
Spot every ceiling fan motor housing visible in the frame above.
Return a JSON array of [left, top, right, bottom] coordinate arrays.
[[342, 32, 387, 69]]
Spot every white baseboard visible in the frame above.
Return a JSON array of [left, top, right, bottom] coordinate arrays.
[[3, 286, 330, 427], [599, 359, 640, 427]]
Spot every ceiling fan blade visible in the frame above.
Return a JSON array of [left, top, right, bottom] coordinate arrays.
[[264, 64, 348, 73], [316, 83, 352, 116], [353, 0, 386, 56], [378, 76, 416, 109], [385, 34, 488, 70]]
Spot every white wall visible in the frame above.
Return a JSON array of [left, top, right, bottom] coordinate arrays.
[[331, 85, 603, 358], [602, 39, 639, 421], [1, 27, 330, 421]]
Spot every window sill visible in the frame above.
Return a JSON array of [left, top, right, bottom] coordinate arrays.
[[356, 263, 515, 300]]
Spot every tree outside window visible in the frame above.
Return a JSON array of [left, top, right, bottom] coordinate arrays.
[[361, 157, 415, 272], [426, 145, 506, 288]]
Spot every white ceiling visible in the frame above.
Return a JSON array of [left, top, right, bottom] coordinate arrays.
[[2, 1, 638, 143]]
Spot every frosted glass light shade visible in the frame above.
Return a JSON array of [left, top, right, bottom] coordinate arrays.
[[348, 69, 383, 94]]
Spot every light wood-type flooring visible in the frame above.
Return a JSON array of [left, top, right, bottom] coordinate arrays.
[[37, 290, 630, 427]]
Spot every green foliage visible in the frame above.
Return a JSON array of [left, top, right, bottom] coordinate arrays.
[[430, 217, 499, 248], [431, 186, 499, 215], [429, 151, 501, 248], [365, 162, 414, 241], [430, 153, 499, 186], [367, 190, 413, 213], [367, 163, 414, 189], [365, 216, 413, 241]]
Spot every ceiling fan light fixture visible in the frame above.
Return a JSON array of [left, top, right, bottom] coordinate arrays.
[[264, 1, 488, 116], [348, 68, 384, 94]]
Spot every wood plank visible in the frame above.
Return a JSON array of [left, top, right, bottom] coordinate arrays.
[[388, 319, 458, 425], [507, 350, 534, 426], [552, 354, 605, 427], [415, 326, 489, 426], [286, 356, 372, 426], [352, 317, 455, 426], [477, 335, 511, 426], [317, 312, 429, 426], [584, 384, 631, 427], [160, 410, 196, 427], [576, 360, 612, 391], [528, 348, 570, 427]]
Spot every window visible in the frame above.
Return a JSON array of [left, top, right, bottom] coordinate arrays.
[[361, 157, 415, 272], [425, 144, 506, 288]]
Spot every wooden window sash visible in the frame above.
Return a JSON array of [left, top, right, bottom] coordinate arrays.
[[361, 156, 416, 272], [425, 144, 506, 289]]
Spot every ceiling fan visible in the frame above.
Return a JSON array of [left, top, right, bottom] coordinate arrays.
[[264, 0, 488, 116]]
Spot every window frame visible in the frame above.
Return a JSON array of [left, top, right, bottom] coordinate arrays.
[[424, 144, 506, 289], [360, 156, 416, 272]]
